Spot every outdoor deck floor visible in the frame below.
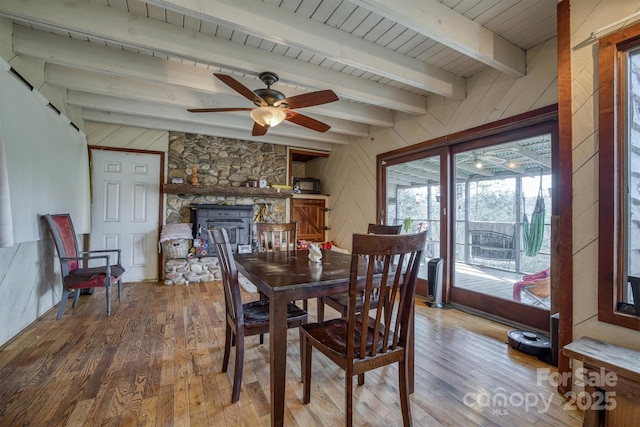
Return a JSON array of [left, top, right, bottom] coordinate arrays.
[[421, 261, 549, 308]]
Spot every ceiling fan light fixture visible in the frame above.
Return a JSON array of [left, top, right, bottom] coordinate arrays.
[[250, 106, 286, 128]]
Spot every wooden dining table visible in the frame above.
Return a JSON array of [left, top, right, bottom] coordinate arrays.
[[234, 248, 414, 427]]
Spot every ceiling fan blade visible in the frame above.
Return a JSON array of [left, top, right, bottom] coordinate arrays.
[[214, 73, 266, 106], [278, 90, 338, 109], [252, 122, 268, 136], [187, 107, 253, 113], [285, 111, 331, 132]]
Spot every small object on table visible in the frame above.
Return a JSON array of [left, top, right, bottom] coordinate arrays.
[[308, 244, 322, 262]]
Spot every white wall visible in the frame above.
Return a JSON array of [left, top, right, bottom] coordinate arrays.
[[0, 53, 90, 345], [320, 38, 558, 251], [0, 66, 91, 242], [570, 0, 640, 350], [0, 20, 153, 346]]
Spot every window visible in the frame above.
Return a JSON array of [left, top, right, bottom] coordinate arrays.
[[598, 22, 640, 330]]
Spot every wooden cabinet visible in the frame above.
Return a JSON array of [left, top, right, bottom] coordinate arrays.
[[292, 198, 326, 242]]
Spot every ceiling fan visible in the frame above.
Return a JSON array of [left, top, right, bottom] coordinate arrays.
[[188, 72, 339, 136]]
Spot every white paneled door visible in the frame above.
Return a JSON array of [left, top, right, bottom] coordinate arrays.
[[90, 149, 161, 282]]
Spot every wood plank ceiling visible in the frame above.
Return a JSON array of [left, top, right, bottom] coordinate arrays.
[[0, 0, 557, 152]]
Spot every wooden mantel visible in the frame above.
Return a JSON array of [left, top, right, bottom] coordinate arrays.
[[163, 183, 294, 198]]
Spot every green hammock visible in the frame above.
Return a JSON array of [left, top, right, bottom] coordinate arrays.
[[522, 176, 545, 257]]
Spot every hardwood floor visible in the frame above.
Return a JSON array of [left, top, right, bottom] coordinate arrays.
[[0, 281, 582, 426]]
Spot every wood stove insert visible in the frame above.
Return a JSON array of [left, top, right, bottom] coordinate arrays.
[[190, 204, 253, 255]]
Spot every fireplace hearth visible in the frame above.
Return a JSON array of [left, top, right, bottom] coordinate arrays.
[[190, 204, 253, 255]]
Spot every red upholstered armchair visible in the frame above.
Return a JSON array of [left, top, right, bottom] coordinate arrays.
[[44, 214, 125, 319]]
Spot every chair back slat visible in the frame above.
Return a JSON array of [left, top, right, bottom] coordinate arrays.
[[368, 223, 401, 302], [347, 232, 426, 361], [382, 255, 402, 353], [45, 214, 80, 274], [256, 222, 297, 252], [367, 223, 402, 235], [208, 228, 244, 325]]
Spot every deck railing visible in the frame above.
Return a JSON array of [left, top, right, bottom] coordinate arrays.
[[396, 217, 550, 276]]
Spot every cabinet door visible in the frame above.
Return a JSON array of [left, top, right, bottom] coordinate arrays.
[[292, 198, 325, 241]]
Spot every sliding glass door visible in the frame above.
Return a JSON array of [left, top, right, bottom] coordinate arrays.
[[377, 112, 557, 330], [380, 148, 447, 297], [449, 136, 552, 329]]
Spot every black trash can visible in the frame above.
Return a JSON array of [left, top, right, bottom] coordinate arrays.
[[426, 257, 445, 308]]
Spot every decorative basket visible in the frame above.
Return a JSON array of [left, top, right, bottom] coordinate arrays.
[[162, 239, 190, 259]]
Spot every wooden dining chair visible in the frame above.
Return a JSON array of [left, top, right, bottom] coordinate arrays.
[[255, 222, 297, 252], [300, 231, 426, 427], [316, 223, 402, 321], [208, 228, 308, 403], [43, 213, 125, 320], [255, 222, 308, 310], [365, 223, 402, 235]]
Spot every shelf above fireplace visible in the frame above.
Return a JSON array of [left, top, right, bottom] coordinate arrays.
[[163, 184, 293, 198]]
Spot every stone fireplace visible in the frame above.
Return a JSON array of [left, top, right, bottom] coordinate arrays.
[[165, 132, 289, 229], [161, 133, 292, 285], [190, 204, 253, 254]]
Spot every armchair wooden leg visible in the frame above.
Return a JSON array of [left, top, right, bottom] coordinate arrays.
[[72, 290, 80, 307], [106, 285, 111, 316], [57, 289, 71, 320]]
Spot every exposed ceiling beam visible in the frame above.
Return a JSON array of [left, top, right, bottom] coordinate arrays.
[[43, 63, 389, 128], [82, 110, 335, 152], [44, 63, 369, 137], [455, 163, 495, 177], [390, 163, 468, 181], [481, 157, 526, 173], [517, 146, 552, 169], [390, 172, 438, 184], [66, 91, 351, 144], [387, 177, 419, 186], [348, 0, 526, 77], [2, 0, 427, 114], [66, 88, 366, 138], [141, 0, 466, 99]]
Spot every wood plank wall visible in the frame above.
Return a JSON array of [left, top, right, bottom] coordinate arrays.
[[85, 122, 168, 152], [317, 38, 558, 250], [568, 0, 640, 349]]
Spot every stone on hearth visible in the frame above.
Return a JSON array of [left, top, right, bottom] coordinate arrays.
[[189, 263, 203, 273]]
